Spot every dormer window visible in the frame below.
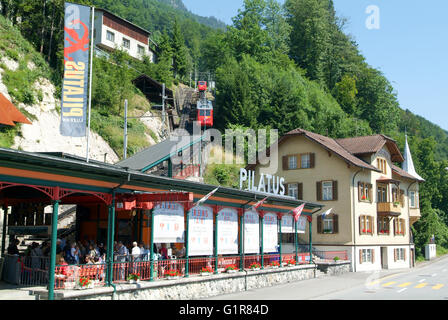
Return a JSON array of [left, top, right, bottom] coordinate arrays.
[[377, 158, 387, 174]]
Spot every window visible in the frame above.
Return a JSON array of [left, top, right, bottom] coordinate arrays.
[[317, 213, 338, 234], [394, 248, 406, 261], [138, 45, 145, 55], [122, 38, 130, 49], [394, 218, 406, 236], [377, 216, 390, 235], [205, 110, 211, 116], [288, 155, 297, 169], [377, 185, 387, 203], [359, 215, 374, 235], [301, 153, 311, 168], [410, 191, 418, 208], [322, 181, 333, 201], [377, 158, 387, 174], [360, 249, 374, 263], [288, 183, 298, 199], [358, 182, 372, 202], [106, 30, 115, 42]]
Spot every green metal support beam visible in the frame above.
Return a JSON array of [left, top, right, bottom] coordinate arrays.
[[214, 211, 218, 274], [239, 213, 244, 270], [260, 215, 264, 269], [150, 209, 154, 281], [1, 206, 7, 257], [48, 199, 59, 300], [309, 220, 312, 264], [294, 218, 298, 265], [185, 207, 190, 278], [278, 216, 282, 267]]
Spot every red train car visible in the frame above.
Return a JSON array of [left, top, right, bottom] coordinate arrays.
[[197, 100, 213, 127], [198, 81, 207, 92]]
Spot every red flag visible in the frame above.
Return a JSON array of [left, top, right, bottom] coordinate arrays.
[[292, 203, 305, 222], [251, 197, 268, 210], [193, 187, 219, 207]]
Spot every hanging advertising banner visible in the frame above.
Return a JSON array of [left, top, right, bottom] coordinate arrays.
[[188, 205, 214, 256], [296, 215, 307, 234], [60, 2, 91, 137], [281, 214, 294, 233], [263, 213, 278, 253], [153, 202, 185, 243], [244, 210, 259, 254], [217, 208, 239, 254]]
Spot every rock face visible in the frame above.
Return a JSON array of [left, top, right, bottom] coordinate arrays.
[[8, 76, 120, 164]]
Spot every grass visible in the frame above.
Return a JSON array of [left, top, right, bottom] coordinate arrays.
[[0, 125, 22, 148]]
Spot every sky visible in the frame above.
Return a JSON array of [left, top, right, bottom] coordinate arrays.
[[183, 0, 448, 131]]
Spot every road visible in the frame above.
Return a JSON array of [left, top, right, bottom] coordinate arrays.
[[208, 255, 448, 300]]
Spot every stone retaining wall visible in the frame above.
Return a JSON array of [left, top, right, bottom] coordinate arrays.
[[33, 264, 320, 300], [316, 261, 351, 276]]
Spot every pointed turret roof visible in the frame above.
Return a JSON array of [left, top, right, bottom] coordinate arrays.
[[402, 135, 424, 181]]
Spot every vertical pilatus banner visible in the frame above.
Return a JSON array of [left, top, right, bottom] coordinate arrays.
[[60, 2, 91, 137]]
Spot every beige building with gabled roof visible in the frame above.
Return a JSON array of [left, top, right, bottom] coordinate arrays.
[[249, 128, 423, 272]]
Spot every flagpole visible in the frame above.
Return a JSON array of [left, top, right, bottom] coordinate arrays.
[[86, 6, 95, 162]]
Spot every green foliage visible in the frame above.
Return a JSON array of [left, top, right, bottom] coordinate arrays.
[[0, 125, 22, 148], [203, 163, 241, 188]]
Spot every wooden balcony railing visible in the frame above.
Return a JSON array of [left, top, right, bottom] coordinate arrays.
[[377, 202, 401, 215]]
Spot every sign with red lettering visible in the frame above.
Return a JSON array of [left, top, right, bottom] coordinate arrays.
[[153, 202, 184, 243], [217, 208, 238, 254], [60, 2, 91, 137], [263, 213, 278, 253], [188, 205, 213, 256], [281, 214, 294, 233], [244, 210, 259, 254]]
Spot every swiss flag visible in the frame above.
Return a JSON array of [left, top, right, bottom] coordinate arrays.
[[292, 203, 305, 222]]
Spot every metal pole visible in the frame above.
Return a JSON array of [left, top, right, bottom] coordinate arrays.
[[185, 206, 190, 278], [294, 218, 298, 265], [309, 219, 312, 264], [260, 215, 264, 269], [278, 215, 282, 267], [240, 212, 244, 270], [48, 199, 59, 300], [214, 209, 218, 274], [108, 193, 116, 285], [105, 204, 112, 285], [1, 206, 7, 257], [168, 159, 172, 178], [123, 99, 128, 159], [149, 209, 154, 281], [86, 6, 95, 162]]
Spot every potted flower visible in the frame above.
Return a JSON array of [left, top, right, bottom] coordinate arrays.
[[393, 201, 400, 207], [200, 266, 213, 276], [77, 277, 93, 290], [164, 270, 180, 280], [333, 256, 340, 262], [361, 195, 366, 200], [367, 229, 372, 234], [287, 259, 296, 266], [225, 264, 238, 273], [249, 262, 261, 271], [270, 261, 280, 268], [127, 272, 141, 283]]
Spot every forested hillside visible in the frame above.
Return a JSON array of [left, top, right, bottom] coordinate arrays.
[[1, 0, 447, 258]]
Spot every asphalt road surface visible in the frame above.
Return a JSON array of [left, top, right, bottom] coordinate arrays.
[[208, 255, 448, 300]]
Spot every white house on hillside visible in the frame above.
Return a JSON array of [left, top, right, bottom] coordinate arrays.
[[93, 8, 156, 62]]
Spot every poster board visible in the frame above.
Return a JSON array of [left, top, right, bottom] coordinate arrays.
[[217, 208, 239, 254], [263, 213, 278, 253], [188, 205, 214, 256], [153, 202, 185, 243], [281, 214, 294, 233], [244, 210, 259, 254]]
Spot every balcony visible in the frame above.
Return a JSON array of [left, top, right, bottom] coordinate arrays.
[[409, 207, 421, 225], [377, 202, 401, 216]]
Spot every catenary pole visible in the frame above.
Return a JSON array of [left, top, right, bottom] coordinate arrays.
[[86, 6, 95, 162]]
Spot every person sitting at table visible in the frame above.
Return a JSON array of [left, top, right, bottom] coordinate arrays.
[[160, 243, 168, 260]]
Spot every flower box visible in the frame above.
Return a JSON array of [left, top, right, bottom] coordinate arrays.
[[164, 270, 180, 279], [249, 263, 261, 270], [77, 277, 93, 290], [166, 276, 180, 280], [225, 265, 238, 273], [226, 269, 237, 274], [128, 279, 140, 284], [200, 266, 214, 275]]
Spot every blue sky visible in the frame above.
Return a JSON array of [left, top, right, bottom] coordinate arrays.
[[183, 0, 448, 131]]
